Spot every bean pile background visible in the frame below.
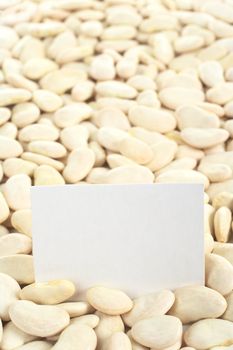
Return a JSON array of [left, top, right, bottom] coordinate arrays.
[[1, 0, 233, 349]]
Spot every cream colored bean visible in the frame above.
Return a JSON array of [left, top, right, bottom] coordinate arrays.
[[12, 102, 40, 128], [19, 124, 59, 143], [157, 157, 197, 174], [184, 319, 233, 350], [214, 207, 232, 243], [60, 125, 89, 151], [146, 141, 177, 172], [168, 286, 227, 324], [94, 107, 130, 131], [205, 253, 233, 295], [58, 302, 94, 318], [20, 280, 75, 305], [103, 332, 132, 350], [198, 61, 224, 88], [3, 174, 31, 210], [32, 90, 63, 112], [71, 80, 94, 102], [156, 169, 209, 189], [181, 128, 229, 149], [0, 88, 31, 107], [95, 311, 124, 346], [103, 165, 154, 184], [0, 234, 32, 257], [198, 163, 232, 183], [0, 107, 11, 126], [0, 273, 21, 321], [137, 90, 161, 109], [207, 83, 233, 105], [131, 315, 182, 349], [86, 286, 133, 315], [127, 330, 148, 350], [0, 192, 9, 224], [123, 290, 175, 327], [129, 106, 176, 133], [213, 242, 233, 265], [1, 321, 36, 350], [176, 105, 220, 130], [0, 255, 34, 284], [0, 122, 17, 139], [97, 127, 129, 152], [118, 137, 153, 165], [28, 141, 67, 159], [9, 300, 70, 337], [70, 314, 99, 328], [11, 209, 32, 237], [90, 54, 115, 81], [63, 148, 95, 183], [34, 165, 65, 186], [23, 58, 58, 80], [54, 103, 92, 128], [159, 87, 205, 110], [3, 158, 37, 177], [96, 81, 137, 99], [22, 152, 64, 172], [174, 35, 204, 53], [0, 136, 23, 160]]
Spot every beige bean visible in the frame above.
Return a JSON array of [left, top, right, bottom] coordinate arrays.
[[11, 209, 32, 237], [146, 141, 177, 172], [9, 300, 70, 337], [156, 169, 209, 189], [70, 314, 99, 328], [168, 286, 227, 324], [96, 81, 137, 99], [136, 90, 161, 109], [198, 163, 232, 183], [176, 105, 220, 130], [54, 103, 92, 128], [34, 165, 65, 186], [131, 315, 182, 349], [119, 137, 153, 165], [159, 87, 205, 110], [207, 83, 233, 105], [28, 141, 67, 159], [0, 233, 32, 257], [181, 128, 229, 149], [63, 148, 95, 183], [3, 174, 31, 210], [214, 207, 232, 243], [0, 88, 31, 107], [0, 255, 34, 284], [19, 124, 59, 143], [103, 165, 154, 184], [0, 107, 11, 126], [12, 102, 40, 128], [127, 330, 148, 350], [97, 127, 129, 152], [198, 61, 224, 87], [103, 332, 132, 350], [20, 280, 75, 305], [14, 340, 52, 350], [0, 192, 9, 224], [90, 54, 115, 81], [174, 35, 204, 53], [184, 319, 233, 350], [71, 80, 94, 102], [0, 136, 23, 160], [213, 242, 233, 265], [205, 253, 233, 295], [61, 125, 89, 151], [1, 321, 36, 350], [123, 290, 175, 327], [86, 286, 133, 315], [23, 58, 58, 80], [129, 106, 176, 133], [32, 90, 63, 112], [0, 273, 21, 321], [58, 302, 94, 318], [127, 75, 156, 92], [22, 152, 64, 172], [95, 311, 124, 346], [94, 107, 130, 131], [3, 158, 37, 177]]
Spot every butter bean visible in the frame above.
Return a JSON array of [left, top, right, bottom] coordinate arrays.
[[205, 253, 233, 295], [0, 273, 21, 321], [0, 255, 34, 284], [9, 300, 70, 337], [0, 137, 23, 160], [181, 128, 229, 149], [20, 280, 75, 305], [70, 314, 99, 328], [168, 286, 227, 324], [159, 87, 204, 110], [33, 90, 63, 112], [28, 141, 67, 159], [0, 192, 9, 224], [3, 158, 37, 177], [54, 103, 92, 128], [184, 319, 233, 349], [3, 174, 31, 211], [1, 321, 36, 350], [123, 290, 175, 327], [0, 88, 31, 107], [131, 315, 182, 349], [34, 165, 65, 186], [103, 332, 132, 350], [59, 302, 94, 318], [63, 148, 95, 183], [86, 286, 133, 315], [0, 234, 32, 257], [214, 207, 232, 243], [11, 209, 32, 237], [119, 137, 153, 165]]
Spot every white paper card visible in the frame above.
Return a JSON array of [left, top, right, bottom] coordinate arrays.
[[31, 183, 204, 297]]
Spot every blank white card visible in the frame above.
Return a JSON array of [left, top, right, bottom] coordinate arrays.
[[31, 184, 204, 297]]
